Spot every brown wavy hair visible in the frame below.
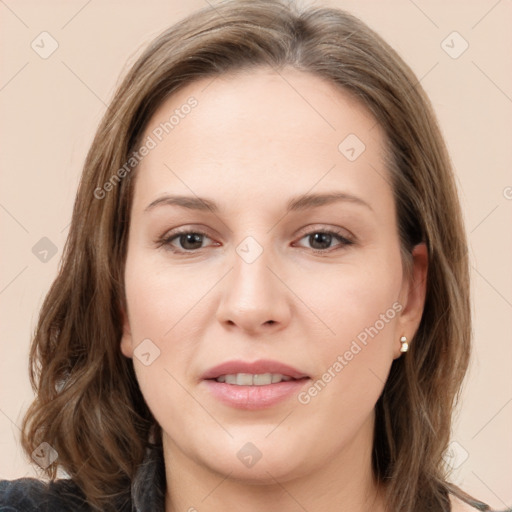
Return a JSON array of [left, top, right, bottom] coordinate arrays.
[[21, 1, 473, 510]]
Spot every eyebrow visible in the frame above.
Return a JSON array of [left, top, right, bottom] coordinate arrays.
[[144, 191, 373, 214]]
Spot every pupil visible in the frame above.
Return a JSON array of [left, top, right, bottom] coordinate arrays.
[[181, 233, 202, 249], [311, 233, 331, 249]]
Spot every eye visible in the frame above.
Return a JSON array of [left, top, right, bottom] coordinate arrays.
[[294, 229, 354, 253], [156, 229, 216, 253], [156, 227, 355, 255]]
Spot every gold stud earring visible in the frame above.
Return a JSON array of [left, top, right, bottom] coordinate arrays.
[[400, 336, 409, 353]]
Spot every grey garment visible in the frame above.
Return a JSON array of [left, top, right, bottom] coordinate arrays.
[[0, 446, 503, 511], [0, 445, 166, 512]]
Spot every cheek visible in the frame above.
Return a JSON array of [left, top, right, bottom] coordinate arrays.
[[123, 249, 210, 342], [293, 251, 402, 434], [299, 252, 402, 353], [123, 251, 220, 430]]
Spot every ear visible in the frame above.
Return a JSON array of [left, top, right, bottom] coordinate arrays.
[[120, 305, 134, 358], [393, 242, 428, 359]]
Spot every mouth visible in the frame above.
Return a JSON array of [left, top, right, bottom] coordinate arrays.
[[201, 359, 311, 410]]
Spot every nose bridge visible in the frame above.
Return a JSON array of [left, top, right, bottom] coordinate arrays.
[[216, 234, 290, 332]]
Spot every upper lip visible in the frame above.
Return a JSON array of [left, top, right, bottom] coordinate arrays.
[[201, 359, 309, 380]]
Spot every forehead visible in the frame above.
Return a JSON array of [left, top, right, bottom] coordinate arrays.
[[132, 67, 391, 213]]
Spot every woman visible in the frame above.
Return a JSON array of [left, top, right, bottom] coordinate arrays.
[[0, 1, 506, 511]]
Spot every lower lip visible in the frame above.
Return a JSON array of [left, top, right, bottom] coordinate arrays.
[[203, 379, 310, 410]]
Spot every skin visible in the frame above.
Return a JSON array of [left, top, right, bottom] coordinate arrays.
[[120, 67, 428, 512]]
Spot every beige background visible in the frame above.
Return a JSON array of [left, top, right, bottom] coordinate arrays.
[[1, 0, 511, 508]]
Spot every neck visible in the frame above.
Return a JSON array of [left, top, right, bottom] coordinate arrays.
[[163, 413, 387, 512]]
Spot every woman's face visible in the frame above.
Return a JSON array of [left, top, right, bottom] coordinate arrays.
[[121, 67, 427, 482]]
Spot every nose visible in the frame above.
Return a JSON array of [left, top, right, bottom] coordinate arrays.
[[216, 238, 291, 335]]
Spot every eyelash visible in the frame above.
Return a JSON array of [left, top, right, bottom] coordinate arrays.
[[155, 227, 355, 255]]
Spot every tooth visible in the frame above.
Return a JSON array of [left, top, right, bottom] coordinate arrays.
[[253, 373, 273, 386], [225, 374, 237, 384], [236, 373, 254, 386], [218, 373, 296, 385]]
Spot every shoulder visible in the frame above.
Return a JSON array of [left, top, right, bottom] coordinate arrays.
[[0, 477, 91, 511]]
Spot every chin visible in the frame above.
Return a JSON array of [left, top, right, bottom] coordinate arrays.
[[191, 434, 313, 483]]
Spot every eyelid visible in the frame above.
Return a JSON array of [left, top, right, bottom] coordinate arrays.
[[294, 223, 355, 242]]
